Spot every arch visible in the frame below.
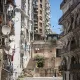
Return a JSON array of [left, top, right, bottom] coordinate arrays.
[[70, 37, 76, 50], [71, 56, 76, 64]]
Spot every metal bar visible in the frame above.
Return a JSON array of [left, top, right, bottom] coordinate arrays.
[[2, 68, 11, 73]]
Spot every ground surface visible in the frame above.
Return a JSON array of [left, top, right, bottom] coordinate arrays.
[[18, 77, 63, 80]]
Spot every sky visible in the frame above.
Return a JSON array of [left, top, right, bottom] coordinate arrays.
[[50, 0, 62, 34]]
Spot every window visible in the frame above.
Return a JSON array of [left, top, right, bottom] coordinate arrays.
[[34, 27, 38, 30], [34, 24, 38, 27], [34, 14, 37, 17], [56, 49, 61, 57], [40, 10, 42, 14], [34, 28, 38, 33], [2, 38, 5, 45], [39, 29, 42, 33], [39, 22, 42, 27], [0, 37, 5, 46], [40, 4, 42, 8], [40, 16, 42, 20], [34, 48, 43, 53]]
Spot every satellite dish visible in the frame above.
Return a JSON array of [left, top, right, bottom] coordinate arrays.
[[2, 25, 11, 35]]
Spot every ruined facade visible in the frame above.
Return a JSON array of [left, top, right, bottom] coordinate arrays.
[[0, 0, 33, 80], [58, 0, 80, 80]]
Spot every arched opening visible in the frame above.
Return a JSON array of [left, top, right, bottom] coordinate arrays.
[[70, 37, 76, 50], [71, 56, 76, 64]]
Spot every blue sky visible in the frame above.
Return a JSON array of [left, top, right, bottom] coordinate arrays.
[[50, 0, 62, 34]]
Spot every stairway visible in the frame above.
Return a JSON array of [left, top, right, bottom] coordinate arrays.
[[23, 58, 55, 77], [23, 58, 36, 77], [23, 69, 34, 77]]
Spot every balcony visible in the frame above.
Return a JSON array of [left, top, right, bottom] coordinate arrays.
[[60, 0, 66, 9], [34, 30, 38, 34], [46, 10, 50, 14], [33, 5, 38, 9], [59, 0, 80, 24], [3, 60, 13, 73]]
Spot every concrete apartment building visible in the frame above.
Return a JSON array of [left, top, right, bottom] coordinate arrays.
[[33, 0, 52, 40], [58, 0, 80, 80], [0, 0, 33, 80]]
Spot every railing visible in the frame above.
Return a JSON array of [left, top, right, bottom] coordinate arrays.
[[59, 0, 80, 24], [3, 61, 13, 73]]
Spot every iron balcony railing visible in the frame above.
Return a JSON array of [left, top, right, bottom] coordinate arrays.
[[59, 0, 80, 24]]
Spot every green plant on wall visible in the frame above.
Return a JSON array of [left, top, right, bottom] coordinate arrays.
[[34, 55, 45, 68]]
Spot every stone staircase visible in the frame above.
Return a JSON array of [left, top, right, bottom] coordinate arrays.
[[23, 69, 34, 77], [23, 58, 55, 77], [23, 58, 36, 77]]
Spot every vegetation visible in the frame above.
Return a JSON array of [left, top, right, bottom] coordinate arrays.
[[34, 55, 45, 68]]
